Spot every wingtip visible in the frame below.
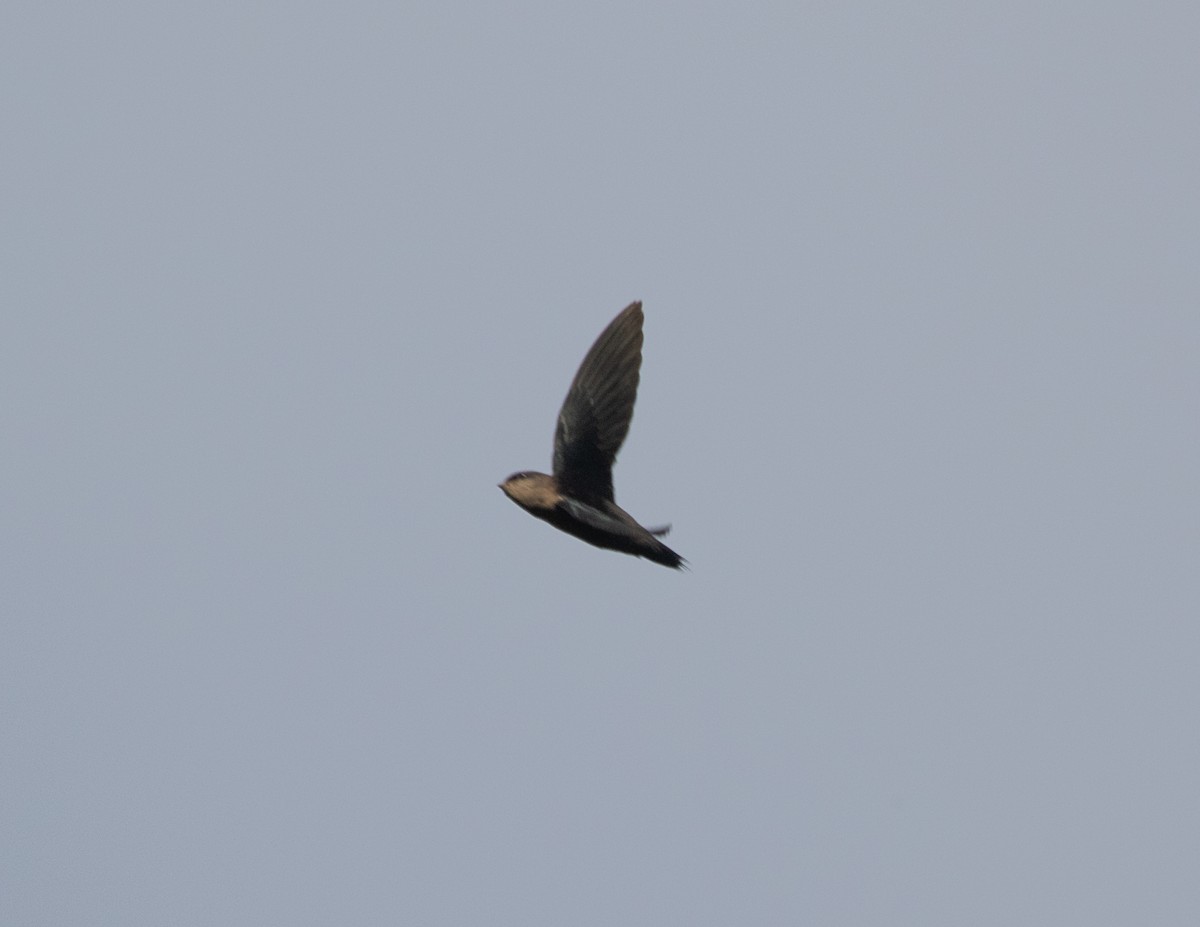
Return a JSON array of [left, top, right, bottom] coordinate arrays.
[[651, 542, 686, 570]]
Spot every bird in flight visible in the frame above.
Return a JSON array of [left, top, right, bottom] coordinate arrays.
[[499, 301, 685, 569]]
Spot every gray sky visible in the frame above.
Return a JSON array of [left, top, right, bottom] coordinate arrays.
[[4, 3, 1198, 924]]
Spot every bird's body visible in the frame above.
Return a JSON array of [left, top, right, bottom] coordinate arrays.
[[500, 302, 684, 569]]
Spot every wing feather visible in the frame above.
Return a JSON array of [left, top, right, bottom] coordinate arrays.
[[552, 302, 643, 503]]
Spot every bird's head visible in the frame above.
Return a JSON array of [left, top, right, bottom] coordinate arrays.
[[498, 471, 559, 510]]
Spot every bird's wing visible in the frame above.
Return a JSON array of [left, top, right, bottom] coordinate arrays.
[[552, 302, 643, 504], [556, 496, 651, 542]]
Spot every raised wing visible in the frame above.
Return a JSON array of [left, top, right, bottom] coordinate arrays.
[[552, 302, 643, 504]]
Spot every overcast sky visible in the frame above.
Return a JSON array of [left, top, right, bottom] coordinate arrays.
[[4, 3, 1198, 925]]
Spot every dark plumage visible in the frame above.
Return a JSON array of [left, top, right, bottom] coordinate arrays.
[[499, 301, 685, 569]]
